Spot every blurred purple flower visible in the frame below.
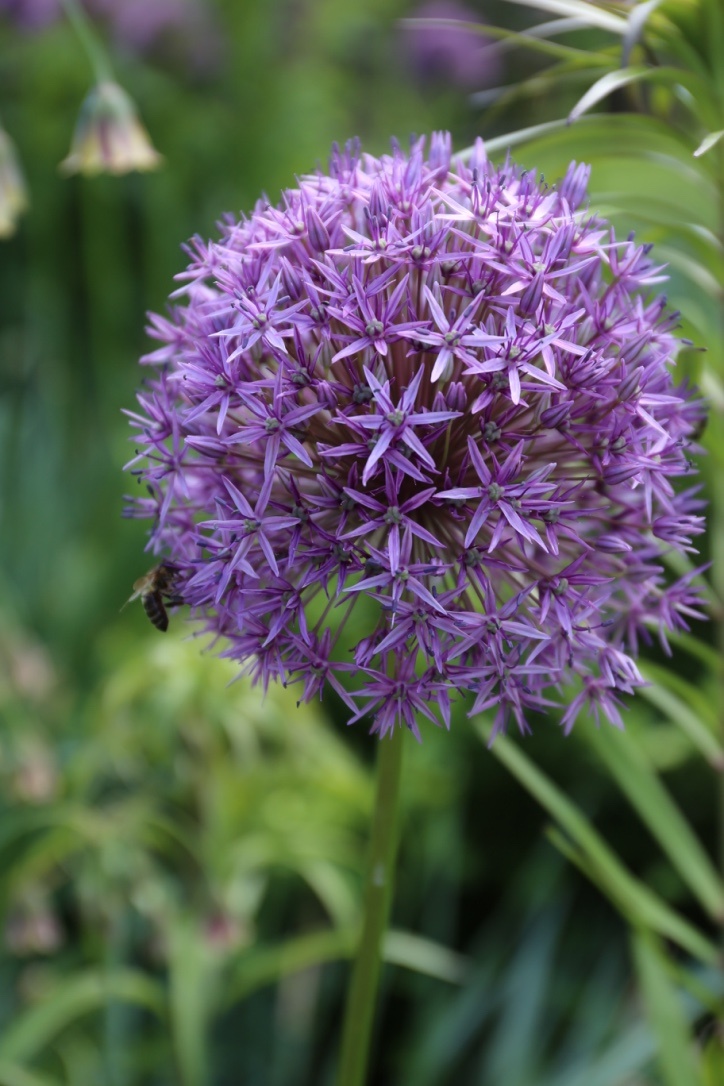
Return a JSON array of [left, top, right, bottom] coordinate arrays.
[[125, 134, 706, 740], [0, 0, 59, 30], [94, 0, 220, 73], [0, 0, 219, 71], [402, 1, 502, 89]]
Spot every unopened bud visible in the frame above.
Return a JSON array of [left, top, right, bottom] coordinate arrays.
[[519, 271, 543, 316], [306, 207, 330, 253], [540, 401, 571, 429]]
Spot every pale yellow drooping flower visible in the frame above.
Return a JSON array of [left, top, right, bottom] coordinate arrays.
[[60, 81, 162, 177], [0, 127, 29, 237]]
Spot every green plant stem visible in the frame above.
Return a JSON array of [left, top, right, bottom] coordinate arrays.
[[337, 726, 405, 1086], [60, 0, 114, 83]]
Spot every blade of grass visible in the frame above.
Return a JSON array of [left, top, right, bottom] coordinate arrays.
[[0, 1064, 62, 1086], [545, 827, 717, 964], [632, 930, 704, 1086], [0, 971, 164, 1063], [637, 669, 724, 768], [584, 724, 724, 919], [472, 717, 718, 963], [498, 0, 628, 34]]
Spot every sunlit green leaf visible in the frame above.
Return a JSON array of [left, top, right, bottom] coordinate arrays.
[[498, 0, 628, 34], [384, 930, 470, 985], [694, 129, 724, 158]]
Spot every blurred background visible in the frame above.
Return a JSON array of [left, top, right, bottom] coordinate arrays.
[[0, 1, 721, 1084]]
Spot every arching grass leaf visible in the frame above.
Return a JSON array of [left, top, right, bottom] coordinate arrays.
[[584, 725, 724, 919], [473, 718, 718, 963], [0, 972, 165, 1063]]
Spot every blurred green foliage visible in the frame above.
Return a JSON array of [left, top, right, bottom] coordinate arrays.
[[0, 0, 723, 1083]]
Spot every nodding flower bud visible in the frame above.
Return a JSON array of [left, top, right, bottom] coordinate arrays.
[[0, 126, 28, 238], [60, 81, 162, 177]]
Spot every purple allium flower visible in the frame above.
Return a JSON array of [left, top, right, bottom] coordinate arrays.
[[402, 2, 502, 89], [125, 134, 706, 740]]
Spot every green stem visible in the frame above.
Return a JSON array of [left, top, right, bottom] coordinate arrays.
[[60, 0, 114, 83], [337, 725, 405, 1086]]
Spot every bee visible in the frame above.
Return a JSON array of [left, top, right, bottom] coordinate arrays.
[[125, 563, 182, 632]]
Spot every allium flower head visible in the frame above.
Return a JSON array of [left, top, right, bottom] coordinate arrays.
[[126, 134, 705, 739], [60, 81, 161, 177]]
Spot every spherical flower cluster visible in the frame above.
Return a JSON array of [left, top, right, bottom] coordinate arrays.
[[125, 133, 705, 739]]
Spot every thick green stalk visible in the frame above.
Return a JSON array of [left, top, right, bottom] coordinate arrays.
[[337, 725, 405, 1086]]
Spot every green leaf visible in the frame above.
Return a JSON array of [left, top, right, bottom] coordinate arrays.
[[474, 718, 718, 963], [226, 929, 355, 1006], [702, 1032, 724, 1086], [544, 827, 716, 965], [656, 244, 722, 296], [167, 920, 221, 1086], [622, 0, 665, 65], [384, 930, 470, 985], [497, 0, 628, 34], [0, 1064, 61, 1086], [402, 17, 612, 63], [631, 930, 704, 1086], [637, 667, 724, 769], [481, 120, 569, 156], [702, 0, 724, 98], [225, 924, 469, 1008], [694, 129, 724, 158], [0, 971, 165, 1063], [568, 65, 709, 124], [584, 725, 724, 919]]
